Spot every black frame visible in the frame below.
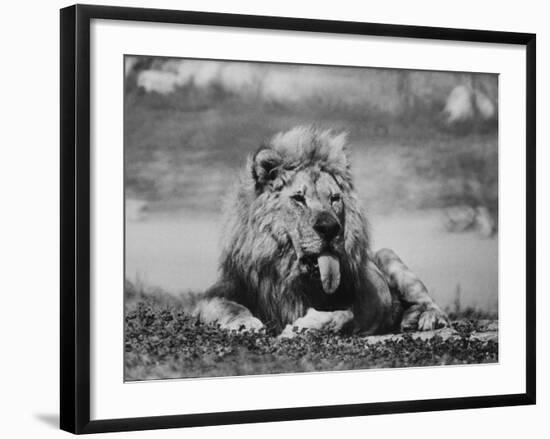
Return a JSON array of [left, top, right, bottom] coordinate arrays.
[[60, 3, 536, 434]]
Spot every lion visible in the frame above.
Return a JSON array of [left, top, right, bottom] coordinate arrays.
[[194, 126, 449, 336]]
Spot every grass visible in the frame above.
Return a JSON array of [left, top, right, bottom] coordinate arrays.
[[124, 285, 498, 381]]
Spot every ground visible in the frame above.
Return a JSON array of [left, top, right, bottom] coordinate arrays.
[[124, 290, 498, 381]]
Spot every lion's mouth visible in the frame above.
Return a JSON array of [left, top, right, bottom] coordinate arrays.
[[301, 252, 341, 294]]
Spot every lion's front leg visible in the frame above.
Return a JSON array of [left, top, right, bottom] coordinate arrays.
[[192, 297, 264, 331], [374, 248, 449, 331], [279, 308, 354, 338]]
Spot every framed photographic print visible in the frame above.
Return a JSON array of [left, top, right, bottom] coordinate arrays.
[[60, 4, 536, 434]]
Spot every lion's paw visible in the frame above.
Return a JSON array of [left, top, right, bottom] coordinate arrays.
[[417, 308, 449, 331], [401, 304, 449, 332], [224, 315, 264, 332], [278, 308, 354, 339]]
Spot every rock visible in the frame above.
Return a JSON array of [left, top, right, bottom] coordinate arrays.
[[443, 85, 474, 125], [475, 206, 496, 237], [474, 320, 498, 332], [361, 327, 459, 344], [362, 333, 401, 345], [474, 89, 496, 120], [411, 327, 459, 342], [469, 331, 498, 343], [137, 70, 179, 94]]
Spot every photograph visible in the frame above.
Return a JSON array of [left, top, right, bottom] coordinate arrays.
[[56, 2, 538, 434], [123, 56, 499, 381]]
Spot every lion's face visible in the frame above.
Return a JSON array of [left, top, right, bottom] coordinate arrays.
[[250, 130, 355, 295], [278, 169, 345, 294]]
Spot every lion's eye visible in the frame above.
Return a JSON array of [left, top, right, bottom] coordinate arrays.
[[291, 194, 306, 205], [331, 194, 342, 203]]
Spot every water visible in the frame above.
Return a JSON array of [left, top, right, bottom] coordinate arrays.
[[126, 209, 497, 312]]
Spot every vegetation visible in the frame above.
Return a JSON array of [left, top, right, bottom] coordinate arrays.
[[124, 284, 498, 381], [125, 63, 498, 224]]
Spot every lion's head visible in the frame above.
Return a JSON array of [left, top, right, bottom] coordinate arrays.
[[218, 126, 371, 329]]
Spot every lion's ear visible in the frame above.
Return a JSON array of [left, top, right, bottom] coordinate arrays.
[[251, 148, 282, 189]]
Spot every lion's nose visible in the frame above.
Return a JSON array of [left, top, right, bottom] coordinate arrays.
[[313, 213, 341, 241]]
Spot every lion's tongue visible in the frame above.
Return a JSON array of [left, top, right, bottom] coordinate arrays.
[[318, 253, 340, 294]]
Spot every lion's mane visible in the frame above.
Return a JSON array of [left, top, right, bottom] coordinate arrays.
[[209, 127, 372, 331]]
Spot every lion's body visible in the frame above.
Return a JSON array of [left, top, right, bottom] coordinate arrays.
[[198, 126, 448, 335]]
